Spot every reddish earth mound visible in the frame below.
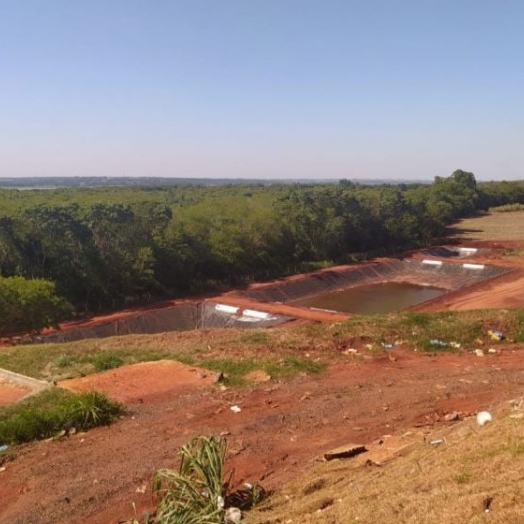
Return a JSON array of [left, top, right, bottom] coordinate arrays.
[[59, 360, 216, 404]]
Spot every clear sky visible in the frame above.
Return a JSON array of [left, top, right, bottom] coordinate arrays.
[[1, 1, 523, 180]]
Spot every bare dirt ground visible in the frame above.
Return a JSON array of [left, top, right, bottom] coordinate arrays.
[[2, 347, 524, 524], [0, 381, 30, 407], [59, 361, 215, 404]]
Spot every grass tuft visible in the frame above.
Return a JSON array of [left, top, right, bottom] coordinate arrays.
[[0, 388, 123, 445], [90, 352, 125, 372]]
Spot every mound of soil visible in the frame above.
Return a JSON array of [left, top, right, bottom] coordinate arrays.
[[59, 360, 216, 404]]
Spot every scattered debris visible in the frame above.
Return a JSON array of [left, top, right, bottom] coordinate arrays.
[[477, 411, 493, 426], [429, 439, 444, 446], [429, 339, 449, 347], [488, 330, 504, 341], [365, 459, 383, 467], [230, 405, 242, 413], [135, 484, 147, 494], [488, 348, 498, 354], [483, 496, 494, 513], [0, 445, 8, 453], [300, 394, 311, 401], [214, 372, 225, 383], [449, 341, 461, 349], [381, 343, 394, 349], [342, 348, 358, 355], [224, 507, 242, 523], [474, 349, 484, 357], [0, 466, 6, 473], [444, 412, 460, 422], [324, 443, 367, 461]]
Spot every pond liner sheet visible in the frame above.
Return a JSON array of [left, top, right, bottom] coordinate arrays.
[[42, 259, 510, 343], [43, 302, 292, 343], [238, 259, 510, 304]]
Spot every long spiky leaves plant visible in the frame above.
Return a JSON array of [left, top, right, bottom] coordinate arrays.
[[153, 436, 233, 524]]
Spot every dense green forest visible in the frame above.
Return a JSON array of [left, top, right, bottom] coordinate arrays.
[[0, 171, 523, 335]]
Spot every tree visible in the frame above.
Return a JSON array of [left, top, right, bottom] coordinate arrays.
[[0, 276, 71, 336]]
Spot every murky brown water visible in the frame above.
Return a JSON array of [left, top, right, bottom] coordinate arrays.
[[291, 282, 446, 314]]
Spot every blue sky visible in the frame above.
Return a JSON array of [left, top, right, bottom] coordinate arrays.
[[1, 1, 523, 180]]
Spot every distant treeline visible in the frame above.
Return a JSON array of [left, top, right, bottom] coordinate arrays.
[[0, 171, 523, 325], [0, 176, 428, 188]]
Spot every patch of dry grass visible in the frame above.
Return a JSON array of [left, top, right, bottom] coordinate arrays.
[[247, 401, 524, 524], [449, 211, 524, 241], [2, 309, 524, 382]]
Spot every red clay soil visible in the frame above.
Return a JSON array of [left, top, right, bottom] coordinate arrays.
[[0, 381, 31, 407], [59, 361, 216, 404], [418, 270, 524, 311], [2, 347, 524, 524]]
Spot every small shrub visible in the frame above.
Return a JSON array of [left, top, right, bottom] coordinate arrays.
[[60, 391, 123, 429]]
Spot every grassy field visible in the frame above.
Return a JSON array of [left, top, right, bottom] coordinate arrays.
[[247, 401, 524, 524], [449, 211, 524, 241]]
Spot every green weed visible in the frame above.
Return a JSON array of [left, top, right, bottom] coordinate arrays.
[[0, 389, 123, 445], [202, 356, 324, 386], [90, 352, 125, 372]]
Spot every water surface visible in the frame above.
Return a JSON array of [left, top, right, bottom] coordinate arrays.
[[291, 282, 446, 314]]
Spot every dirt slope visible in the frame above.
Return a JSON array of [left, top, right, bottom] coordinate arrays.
[[2, 347, 524, 524]]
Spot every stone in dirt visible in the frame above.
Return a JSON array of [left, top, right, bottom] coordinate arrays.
[[477, 411, 492, 426], [323, 443, 367, 461], [224, 507, 242, 523], [444, 412, 460, 421]]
